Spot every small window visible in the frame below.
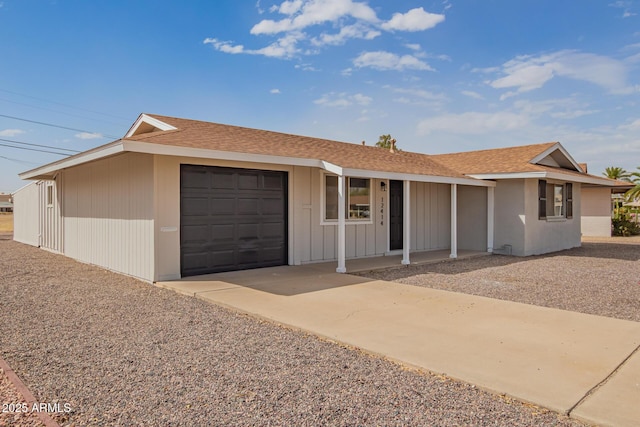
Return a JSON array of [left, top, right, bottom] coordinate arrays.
[[540, 181, 573, 220], [348, 178, 370, 219], [324, 175, 371, 222], [46, 184, 54, 207], [325, 175, 338, 220], [553, 185, 564, 217]]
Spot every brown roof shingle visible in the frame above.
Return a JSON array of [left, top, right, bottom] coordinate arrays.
[[431, 142, 559, 175], [126, 114, 467, 179]]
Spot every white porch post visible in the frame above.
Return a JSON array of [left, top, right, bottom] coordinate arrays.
[[336, 175, 347, 273], [402, 180, 411, 265], [450, 184, 458, 259], [487, 186, 495, 253]]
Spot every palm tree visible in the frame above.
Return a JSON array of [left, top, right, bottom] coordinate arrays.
[[626, 167, 640, 201], [603, 166, 631, 181]]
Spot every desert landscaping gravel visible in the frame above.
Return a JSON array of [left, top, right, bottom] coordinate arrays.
[[363, 238, 640, 323], [0, 233, 601, 426]]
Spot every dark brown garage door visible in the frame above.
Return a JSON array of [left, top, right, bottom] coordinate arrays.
[[180, 165, 288, 276]]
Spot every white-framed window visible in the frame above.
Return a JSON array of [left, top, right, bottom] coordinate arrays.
[[538, 180, 573, 220], [46, 183, 54, 207], [323, 175, 372, 222]]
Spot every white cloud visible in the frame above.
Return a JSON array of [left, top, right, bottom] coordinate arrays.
[[619, 118, 640, 131], [0, 129, 25, 137], [461, 90, 484, 100], [270, 88, 281, 94], [381, 7, 445, 32], [204, 33, 302, 58], [417, 111, 529, 135], [203, 38, 245, 54], [75, 132, 103, 140], [489, 50, 630, 96], [312, 23, 380, 46], [207, 1, 447, 61], [278, 0, 304, 15], [251, 0, 378, 35], [314, 92, 372, 107], [405, 43, 421, 51], [551, 110, 599, 119], [353, 51, 433, 71]]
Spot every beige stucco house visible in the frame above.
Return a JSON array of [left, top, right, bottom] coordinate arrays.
[[13, 114, 616, 282]]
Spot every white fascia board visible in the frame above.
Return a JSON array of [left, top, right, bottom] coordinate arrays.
[[19, 141, 125, 180], [530, 143, 582, 172], [544, 171, 619, 186], [320, 161, 343, 176], [469, 171, 618, 186], [342, 168, 495, 187], [124, 114, 177, 138], [468, 172, 547, 180], [122, 140, 322, 169]]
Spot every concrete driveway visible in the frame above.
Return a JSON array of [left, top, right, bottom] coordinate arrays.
[[158, 263, 640, 427]]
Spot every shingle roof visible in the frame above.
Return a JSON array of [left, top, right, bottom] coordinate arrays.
[[431, 142, 559, 175], [125, 114, 468, 179]]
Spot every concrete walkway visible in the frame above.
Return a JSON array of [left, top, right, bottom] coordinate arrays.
[[157, 264, 640, 427]]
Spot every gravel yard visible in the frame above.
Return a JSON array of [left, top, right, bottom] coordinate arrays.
[[0, 234, 586, 427], [363, 239, 640, 323]]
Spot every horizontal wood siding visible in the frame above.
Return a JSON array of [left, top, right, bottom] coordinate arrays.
[[63, 153, 154, 281]]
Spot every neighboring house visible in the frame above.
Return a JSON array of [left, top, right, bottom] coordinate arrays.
[[13, 114, 616, 282], [583, 180, 634, 237], [0, 193, 13, 212]]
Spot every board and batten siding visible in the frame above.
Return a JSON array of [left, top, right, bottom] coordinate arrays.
[[12, 181, 40, 246], [12, 179, 64, 252], [293, 168, 454, 263], [38, 177, 64, 253], [63, 152, 155, 282]]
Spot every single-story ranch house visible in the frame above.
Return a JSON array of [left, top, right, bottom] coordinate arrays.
[[13, 114, 618, 283]]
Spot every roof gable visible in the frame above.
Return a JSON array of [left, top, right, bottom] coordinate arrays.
[[125, 114, 177, 138], [529, 143, 582, 172]]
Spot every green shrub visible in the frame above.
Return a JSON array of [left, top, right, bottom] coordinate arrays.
[[612, 207, 640, 236]]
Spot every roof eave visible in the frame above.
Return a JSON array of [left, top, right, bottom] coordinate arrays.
[[468, 171, 620, 186], [19, 141, 125, 180]]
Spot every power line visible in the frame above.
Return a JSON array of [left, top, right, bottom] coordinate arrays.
[[0, 114, 119, 139], [0, 88, 130, 121], [0, 142, 72, 156], [0, 155, 40, 166], [0, 138, 80, 153], [0, 97, 128, 127]]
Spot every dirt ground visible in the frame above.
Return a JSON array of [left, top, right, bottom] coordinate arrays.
[[0, 214, 12, 233]]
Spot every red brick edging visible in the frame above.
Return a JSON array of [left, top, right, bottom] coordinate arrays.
[[0, 355, 61, 427]]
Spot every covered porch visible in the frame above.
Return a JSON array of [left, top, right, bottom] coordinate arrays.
[[332, 174, 496, 273]]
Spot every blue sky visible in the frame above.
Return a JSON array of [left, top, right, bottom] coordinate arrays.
[[1, 0, 639, 192]]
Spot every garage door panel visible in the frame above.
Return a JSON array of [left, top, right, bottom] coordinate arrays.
[[262, 222, 285, 238], [262, 198, 285, 215], [263, 173, 284, 189], [238, 223, 259, 240], [181, 165, 288, 276], [238, 173, 259, 189], [238, 198, 259, 215], [211, 224, 235, 241], [210, 198, 236, 215], [182, 169, 209, 189], [182, 198, 209, 216], [211, 171, 235, 189], [182, 224, 209, 243]]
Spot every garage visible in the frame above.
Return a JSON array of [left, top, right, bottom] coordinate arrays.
[[180, 165, 288, 276]]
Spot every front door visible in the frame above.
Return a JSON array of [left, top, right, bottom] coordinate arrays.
[[389, 180, 403, 250]]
